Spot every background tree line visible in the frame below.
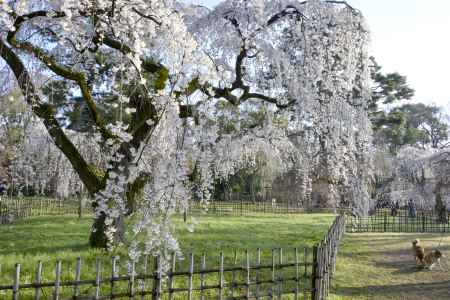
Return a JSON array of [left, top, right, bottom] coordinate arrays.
[[369, 57, 449, 153]]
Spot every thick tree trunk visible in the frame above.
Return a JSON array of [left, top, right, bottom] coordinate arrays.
[[88, 173, 149, 248], [89, 213, 109, 248], [89, 199, 129, 248], [89, 213, 126, 249]]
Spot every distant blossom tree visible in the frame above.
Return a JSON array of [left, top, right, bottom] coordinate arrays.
[[382, 147, 450, 209]]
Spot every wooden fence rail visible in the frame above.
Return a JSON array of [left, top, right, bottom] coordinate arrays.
[[0, 248, 317, 300]]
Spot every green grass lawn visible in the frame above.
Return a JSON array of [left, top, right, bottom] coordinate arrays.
[[0, 213, 334, 299], [329, 232, 450, 300]]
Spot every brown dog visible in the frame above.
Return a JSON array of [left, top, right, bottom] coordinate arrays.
[[412, 239, 425, 265]]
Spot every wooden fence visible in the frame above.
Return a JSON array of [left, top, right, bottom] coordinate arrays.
[[0, 216, 346, 300], [0, 197, 90, 224], [0, 249, 315, 299], [345, 209, 450, 233], [0, 197, 346, 299]]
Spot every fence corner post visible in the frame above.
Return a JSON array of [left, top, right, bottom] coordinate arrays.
[[312, 245, 318, 300]]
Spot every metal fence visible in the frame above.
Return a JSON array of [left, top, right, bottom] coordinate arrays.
[[345, 209, 450, 233], [188, 201, 344, 216], [0, 197, 343, 224], [0, 216, 345, 300]]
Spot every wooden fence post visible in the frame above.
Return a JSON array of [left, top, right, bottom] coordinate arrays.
[[304, 248, 308, 300], [168, 254, 176, 300], [278, 248, 283, 299], [110, 256, 117, 298], [245, 249, 251, 299], [53, 260, 61, 300], [140, 255, 148, 300], [12, 263, 20, 300], [294, 248, 299, 300], [74, 257, 81, 298], [218, 252, 224, 300], [129, 260, 136, 298], [187, 253, 194, 300], [34, 261, 42, 300], [256, 248, 261, 299], [152, 256, 161, 300], [231, 250, 238, 297], [271, 248, 276, 298], [200, 253, 206, 300], [95, 259, 101, 299]]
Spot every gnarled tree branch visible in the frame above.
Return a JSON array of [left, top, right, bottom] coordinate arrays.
[[7, 11, 112, 140], [0, 39, 104, 194]]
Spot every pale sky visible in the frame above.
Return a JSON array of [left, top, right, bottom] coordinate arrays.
[[199, 0, 450, 107]]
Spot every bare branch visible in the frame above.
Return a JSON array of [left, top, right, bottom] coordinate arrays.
[[266, 5, 307, 27], [131, 8, 162, 26]]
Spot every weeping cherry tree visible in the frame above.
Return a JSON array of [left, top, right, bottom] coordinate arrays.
[[0, 0, 372, 262]]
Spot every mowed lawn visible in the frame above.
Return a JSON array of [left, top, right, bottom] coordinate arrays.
[[330, 233, 450, 300], [0, 213, 334, 284]]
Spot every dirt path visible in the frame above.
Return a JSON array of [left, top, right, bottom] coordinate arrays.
[[329, 233, 450, 300]]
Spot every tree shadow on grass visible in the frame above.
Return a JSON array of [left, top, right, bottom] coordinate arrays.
[[374, 259, 425, 274], [0, 243, 92, 256], [0, 216, 93, 256], [340, 248, 414, 259], [334, 280, 450, 299]]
